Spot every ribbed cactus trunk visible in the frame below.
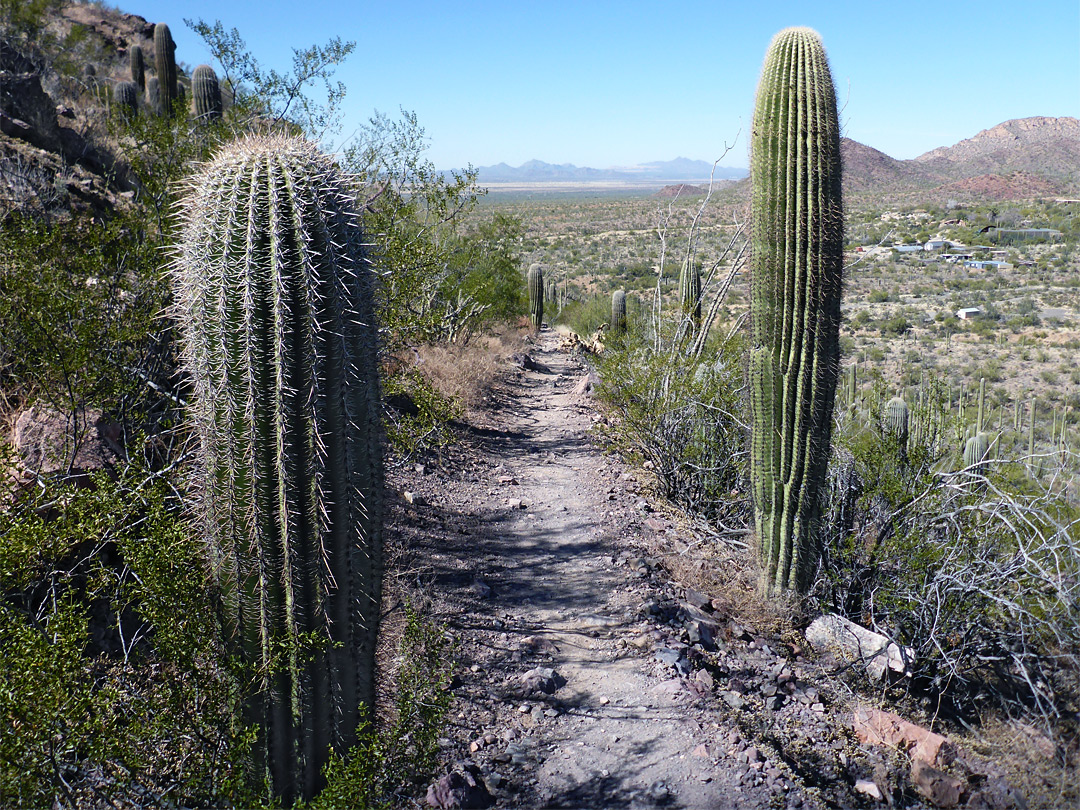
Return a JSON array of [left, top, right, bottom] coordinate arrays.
[[192, 64, 223, 121], [114, 81, 138, 119], [527, 263, 544, 331], [749, 28, 844, 596], [679, 257, 702, 327], [129, 44, 145, 91], [154, 23, 177, 114], [145, 76, 161, 116], [884, 397, 909, 458], [611, 289, 627, 335], [173, 134, 383, 805]]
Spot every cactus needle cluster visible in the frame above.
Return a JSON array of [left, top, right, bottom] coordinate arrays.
[[173, 134, 383, 804]]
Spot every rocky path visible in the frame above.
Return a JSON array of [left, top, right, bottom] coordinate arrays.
[[388, 332, 995, 809]]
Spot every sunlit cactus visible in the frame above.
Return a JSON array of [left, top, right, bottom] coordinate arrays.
[[153, 23, 177, 114], [611, 289, 627, 335], [527, 263, 544, 331], [129, 44, 145, 91], [748, 27, 844, 596], [173, 134, 383, 805], [679, 256, 702, 327], [884, 396, 909, 451], [192, 64, 222, 121]]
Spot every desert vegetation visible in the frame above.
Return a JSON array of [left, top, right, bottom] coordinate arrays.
[[1, 3, 1078, 808]]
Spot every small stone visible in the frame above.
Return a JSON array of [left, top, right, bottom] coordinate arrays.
[[470, 580, 493, 598], [721, 691, 746, 710], [498, 475, 518, 484], [403, 490, 425, 505], [692, 743, 711, 758], [414, 463, 426, 474], [854, 779, 884, 801], [685, 587, 711, 609]]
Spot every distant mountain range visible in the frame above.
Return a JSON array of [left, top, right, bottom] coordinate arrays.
[[472, 117, 1080, 201], [473, 157, 747, 184]]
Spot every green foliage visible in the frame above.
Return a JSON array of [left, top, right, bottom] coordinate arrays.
[[749, 27, 844, 595], [0, 212, 170, 422], [817, 388, 1080, 724], [186, 17, 354, 138], [596, 337, 748, 522], [174, 134, 384, 806], [309, 606, 454, 810], [382, 368, 462, 460], [0, 466, 245, 808], [0, 0, 63, 48]]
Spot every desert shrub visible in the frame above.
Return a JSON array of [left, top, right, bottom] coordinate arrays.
[[311, 606, 454, 809], [596, 336, 749, 523], [383, 366, 463, 462], [815, 387, 1080, 727], [0, 462, 245, 808]]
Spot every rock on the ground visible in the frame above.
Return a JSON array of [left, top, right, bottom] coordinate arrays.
[[425, 764, 494, 809]]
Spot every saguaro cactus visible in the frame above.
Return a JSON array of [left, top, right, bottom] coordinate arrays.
[[611, 289, 627, 335], [145, 76, 161, 116], [153, 22, 177, 113], [964, 432, 990, 481], [173, 134, 383, 805], [129, 44, 145, 91], [114, 81, 138, 119], [192, 64, 222, 120], [679, 257, 702, 326], [749, 28, 844, 596], [884, 396, 909, 453], [527, 263, 544, 330]]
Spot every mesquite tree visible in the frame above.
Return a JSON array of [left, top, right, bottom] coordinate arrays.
[[749, 28, 844, 596], [173, 134, 383, 805]]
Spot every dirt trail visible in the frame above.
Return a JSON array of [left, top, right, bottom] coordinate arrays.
[[388, 331, 1023, 810], [391, 331, 817, 809]]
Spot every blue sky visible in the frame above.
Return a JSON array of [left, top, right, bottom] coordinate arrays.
[[125, 0, 1079, 171]]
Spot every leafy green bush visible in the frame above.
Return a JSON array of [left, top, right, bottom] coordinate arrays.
[[596, 337, 748, 522], [0, 464, 245, 808]]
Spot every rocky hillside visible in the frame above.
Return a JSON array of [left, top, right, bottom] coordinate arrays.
[[915, 116, 1080, 187], [0, 4, 159, 218]]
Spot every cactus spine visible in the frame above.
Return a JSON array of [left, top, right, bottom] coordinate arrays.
[[114, 81, 138, 118], [174, 134, 383, 805], [611, 289, 627, 335], [749, 28, 844, 595], [129, 44, 145, 91], [153, 22, 177, 114], [192, 63, 223, 120], [527, 263, 544, 331]]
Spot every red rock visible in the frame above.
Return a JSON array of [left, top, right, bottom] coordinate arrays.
[[852, 708, 956, 767]]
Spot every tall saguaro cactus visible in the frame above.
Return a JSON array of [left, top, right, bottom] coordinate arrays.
[[527, 263, 544, 331], [153, 22, 177, 114], [679, 257, 702, 326], [173, 135, 383, 805], [749, 28, 844, 596]]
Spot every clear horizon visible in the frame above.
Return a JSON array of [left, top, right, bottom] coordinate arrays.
[[124, 0, 1079, 171]]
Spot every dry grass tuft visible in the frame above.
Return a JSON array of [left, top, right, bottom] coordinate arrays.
[[408, 327, 528, 414]]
